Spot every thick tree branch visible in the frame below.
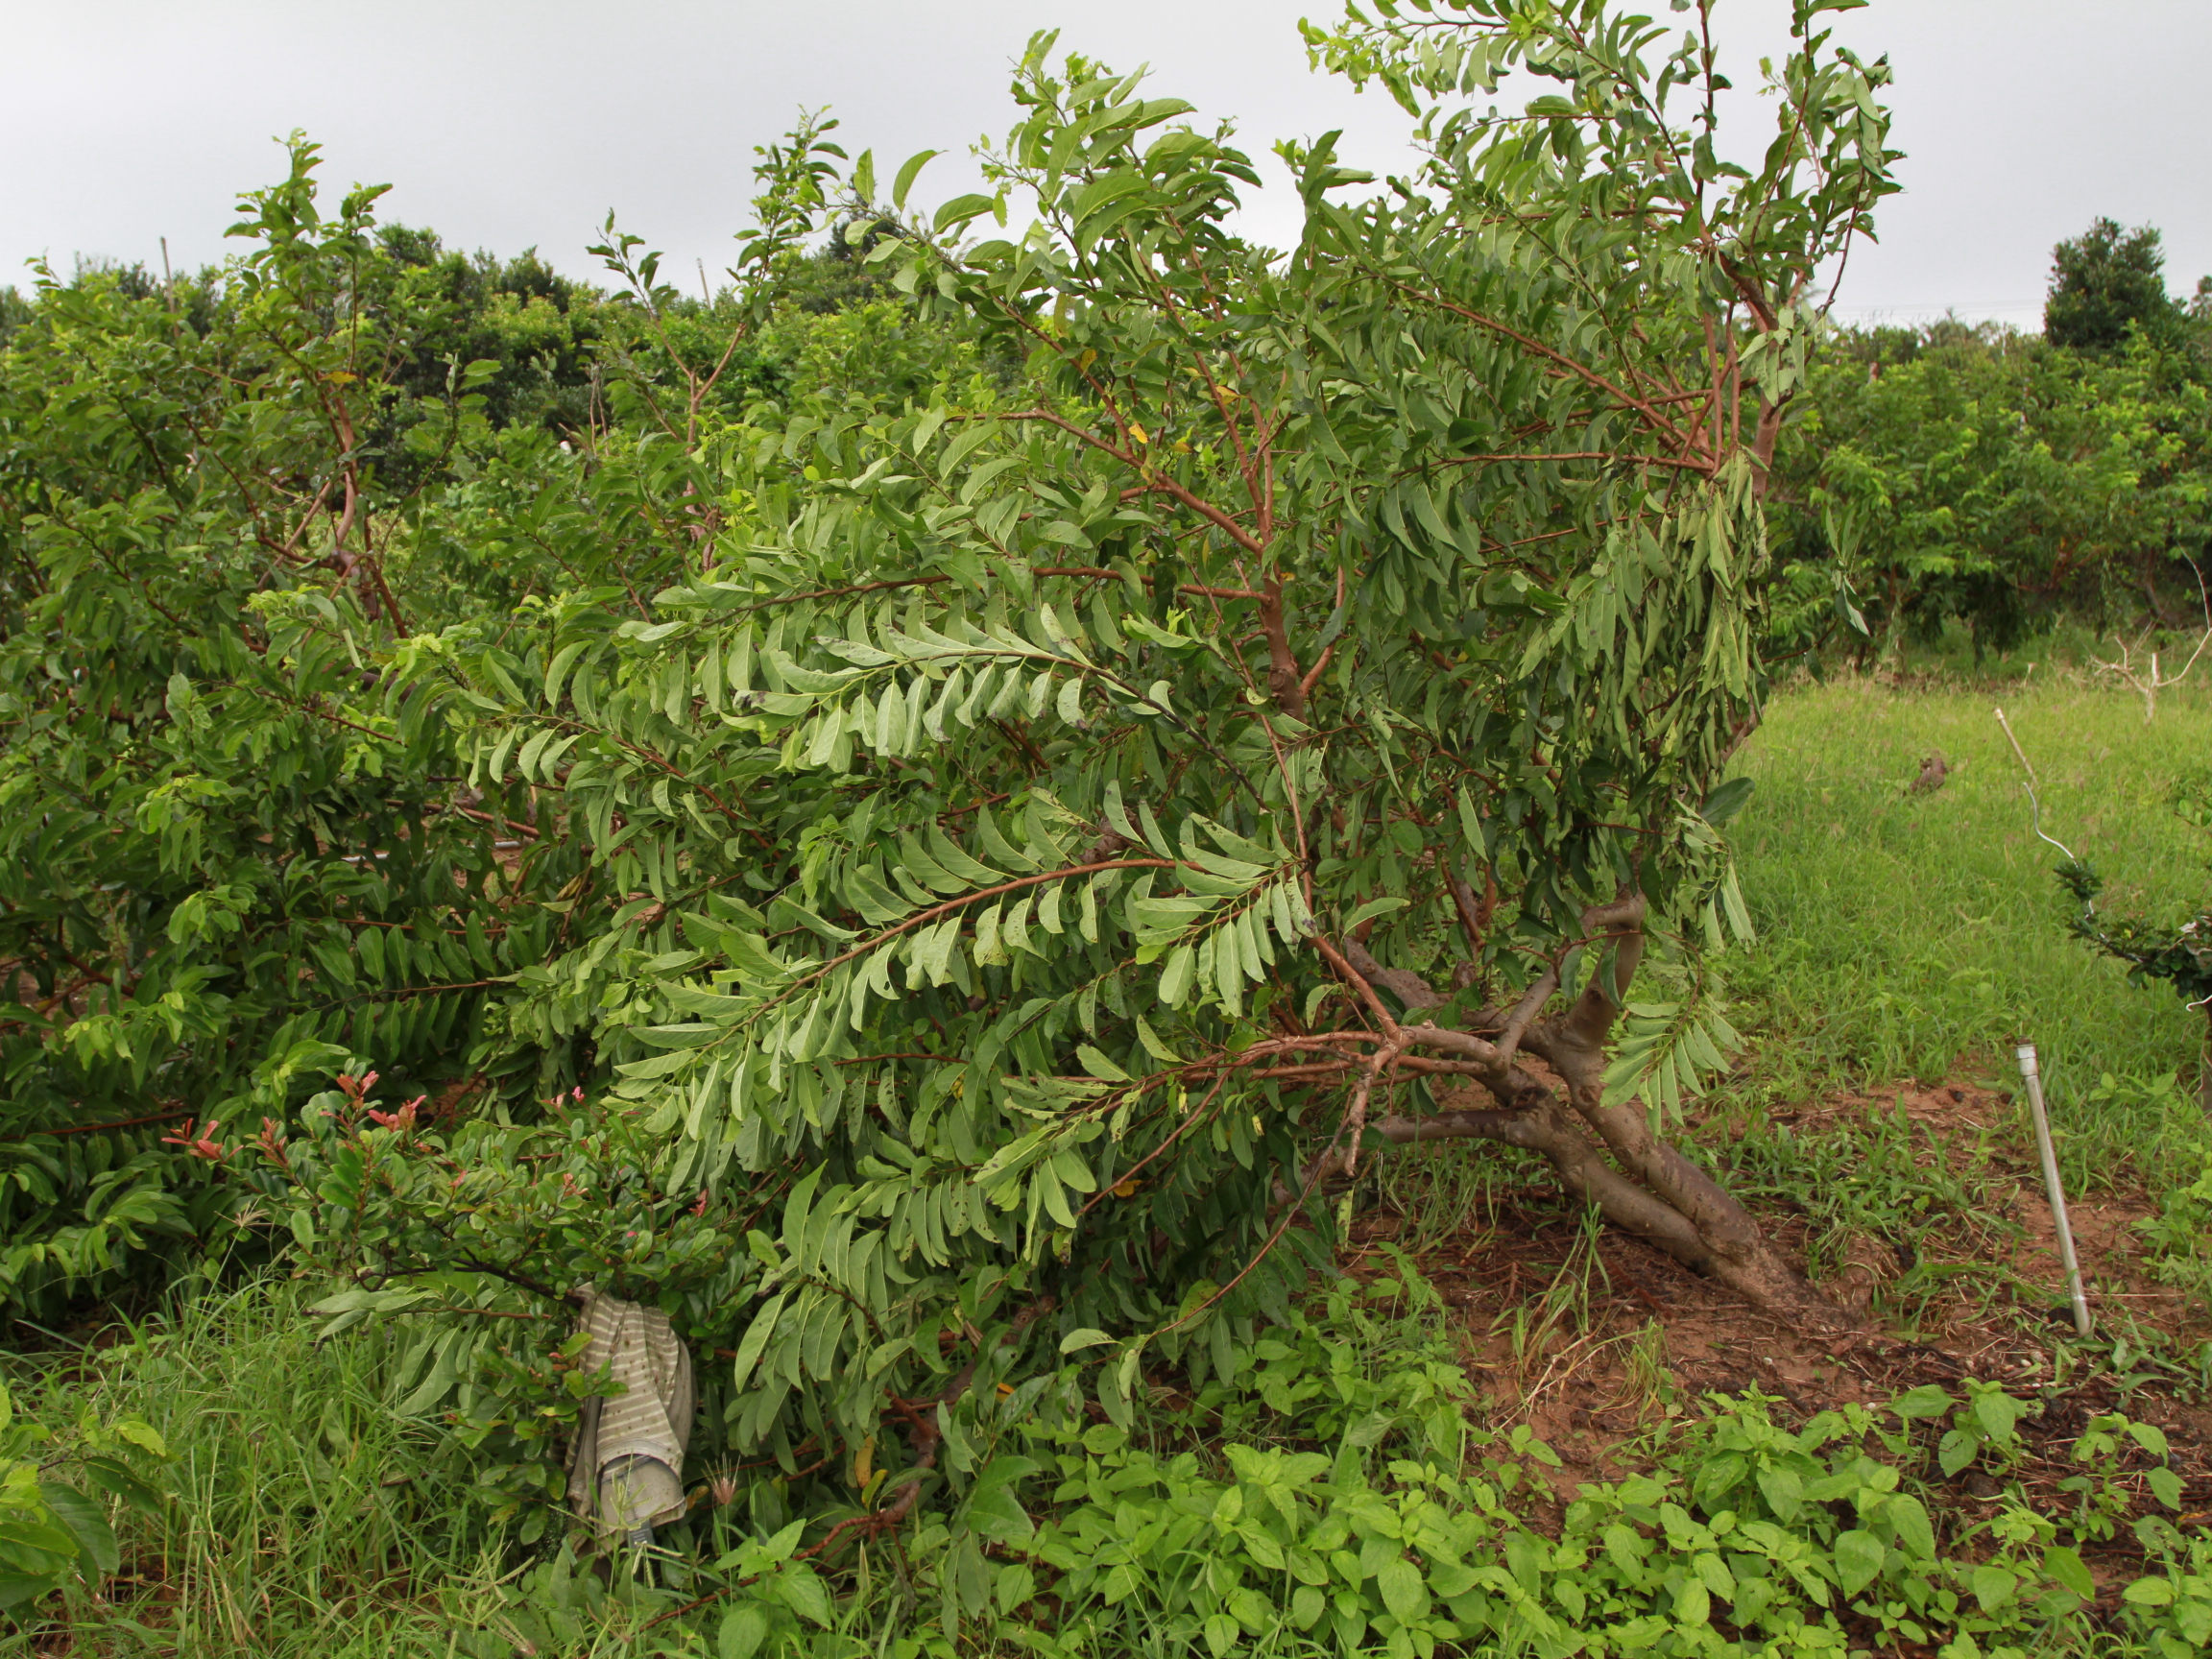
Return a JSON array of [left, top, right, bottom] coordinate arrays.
[[1344, 938, 1447, 1012]]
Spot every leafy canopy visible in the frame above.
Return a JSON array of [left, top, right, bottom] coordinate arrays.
[[3, 0, 1897, 1526], [2047, 217, 2190, 353], [297, 0, 1895, 1493]]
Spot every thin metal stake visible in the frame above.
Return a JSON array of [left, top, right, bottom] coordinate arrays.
[[2015, 1043, 2092, 1337]]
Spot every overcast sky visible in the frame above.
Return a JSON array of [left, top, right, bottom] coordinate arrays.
[[6, 1, 2207, 329]]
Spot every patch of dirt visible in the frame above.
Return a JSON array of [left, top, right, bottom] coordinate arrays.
[[1349, 1074, 2212, 1525], [1783, 1076, 2005, 1123]]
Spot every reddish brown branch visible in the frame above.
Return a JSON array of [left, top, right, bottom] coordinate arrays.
[[25, 1108, 193, 1141], [1383, 280, 1701, 458]]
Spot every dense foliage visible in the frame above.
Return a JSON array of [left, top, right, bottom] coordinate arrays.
[[0, 121, 974, 1317], [9, 1264, 2212, 1653], [5, 0, 1904, 1545], [1773, 278, 2212, 655]]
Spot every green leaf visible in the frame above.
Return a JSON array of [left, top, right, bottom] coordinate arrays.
[[1103, 779, 1142, 845], [1755, 1460, 1802, 1515], [1035, 1161, 1079, 1228], [1075, 1045, 1131, 1083], [1971, 1389, 2026, 1442], [0, 1573, 58, 1611], [1375, 1556, 1427, 1623], [933, 193, 997, 231], [543, 641, 588, 708], [893, 150, 941, 209], [777, 1566, 833, 1626], [1158, 945, 1195, 1007], [1341, 897, 1408, 932], [1891, 1385, 1952, 1421], [78, 1458, 164, 1526], [1832, 1528, 1884, 1597], [926, 823, 1004, 886], [729, 1292, 786, 1389], [1133, 1013, 1182, 1064], [2043, 1546, 2096, 1601], [111, 1420, 167, 1460], [2128, 1422, 2172, 1457], [1881, 1494, 1935, 1561], [38, 1484, 118, 1576], [0, 1517, 80, 1570], [1701, 776, 1755, 825], [1971, 1564, 2017, 1612], [1675, 1577, 1711, 1625], [718, 1605, 769, 1659]]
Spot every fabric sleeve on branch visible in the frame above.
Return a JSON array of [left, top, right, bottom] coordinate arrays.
[[563, 1286, 695, 1533]]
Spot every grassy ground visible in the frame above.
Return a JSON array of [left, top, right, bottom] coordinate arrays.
[[10, 666, 2212, 1655], [0, 1285, 516, 1656], [1729, 667, 2212, 1194]]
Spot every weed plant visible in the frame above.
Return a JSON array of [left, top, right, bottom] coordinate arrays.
[[12, 1270, 2212, 1657], [1717, 1095, 2017, 1305], [0, 1280, 510, 1656]]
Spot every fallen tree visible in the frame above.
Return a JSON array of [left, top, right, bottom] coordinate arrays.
[[301, 0, 1899, 1475], [5, 1, 1901, 1521]]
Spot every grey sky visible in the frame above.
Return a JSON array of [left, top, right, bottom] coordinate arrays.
[[5, 1, 2207, 329]]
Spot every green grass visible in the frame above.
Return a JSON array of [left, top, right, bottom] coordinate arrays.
[[1727, 668, 2212, 1191], [0, 1281, 524, 1656]]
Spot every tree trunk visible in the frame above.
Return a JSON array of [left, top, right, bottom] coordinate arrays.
[[1350, 902, 1859, 1334]]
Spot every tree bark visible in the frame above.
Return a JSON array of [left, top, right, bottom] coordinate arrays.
[[1348, 902, 1857, 1334]]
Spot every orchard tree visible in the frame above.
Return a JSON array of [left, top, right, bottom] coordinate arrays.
[[2046, 216, 2188, 352], [1775, 324, 2212, 650], [291, 0, 1901, 1512], [0, 151, 506, 1310], [0, 127, 854, 1311]]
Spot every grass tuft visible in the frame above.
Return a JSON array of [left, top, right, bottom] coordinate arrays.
[[2, 1280, 513, 1656]]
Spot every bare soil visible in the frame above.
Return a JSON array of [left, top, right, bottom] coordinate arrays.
[[1347, 1076, 2212, 1551]]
